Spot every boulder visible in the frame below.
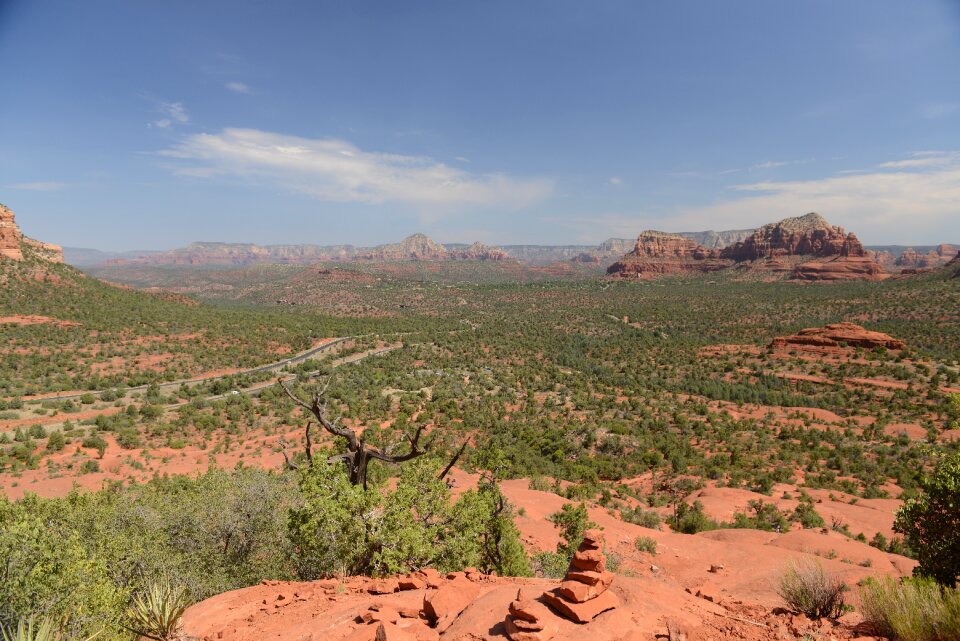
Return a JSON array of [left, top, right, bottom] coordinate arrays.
[[422, 578, 482, 632], [542, 588, 620, 624]]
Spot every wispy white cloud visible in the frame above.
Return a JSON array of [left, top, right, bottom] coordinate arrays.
[[225, 82, 251, 94], [750, 160, 789, 170], [671, 152, 960, 241], [878, 150, 959, 169], [608, 176, 623, 185], [551, 151, 960, 244], [150, 101, 189, 129], [920, 102, 959, 119], [160, 128, 553, 212], [4, 182, 65, 191]]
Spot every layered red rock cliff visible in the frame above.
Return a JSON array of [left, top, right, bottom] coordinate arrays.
[[894, 244, 957, 270], [0, 204, 63, 263], [605, 231, 731, 278], [608, 213, 887, 281], [770, 322, 906, 352]]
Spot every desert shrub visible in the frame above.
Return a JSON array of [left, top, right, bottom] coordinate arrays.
[[0, 498, 124, 638], [776, 559, 848, 620], [548, 502, 595, 560], [115, 427, 142, 450], [290, 458, 529, 578], [45, 431, 64, 453], [670, 500, 718, 534], [895, 451, 960, 586], [81, 433, 108, 458], [620, 506, 662, 529], [792, 502, 826, 529], [531, 551, 568, 578], [860, 576, 960, 641], [733, 499, 790, 532], [634, 536, 658, 555], [527, 476, 553, 492]]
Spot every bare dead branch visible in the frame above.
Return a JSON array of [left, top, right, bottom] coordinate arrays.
[[277, 438, 300, 471], [439, 439, 469, 481]]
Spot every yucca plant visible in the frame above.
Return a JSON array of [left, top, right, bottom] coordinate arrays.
[[1, 619, 60, 641], [125, 580, 192, 641], [0, 618, 98, 641]]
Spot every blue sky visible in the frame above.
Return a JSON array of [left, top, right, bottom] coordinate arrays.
[[1, 0, 959, 250]]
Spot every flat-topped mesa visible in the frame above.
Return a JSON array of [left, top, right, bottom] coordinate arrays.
[[720, 212, 866, 262], [770, 322, 906, 352], [541, 529, 619, 624], [606, 231, 730, 278], [0, 204, 63, 263]]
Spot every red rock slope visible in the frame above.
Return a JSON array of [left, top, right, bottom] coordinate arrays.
[[0, 204, 63, 263], [606, 231, 731, 279]]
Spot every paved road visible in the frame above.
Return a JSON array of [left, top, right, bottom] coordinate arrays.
[[206, 344, 401, 401], [23, 337, 352, 404]]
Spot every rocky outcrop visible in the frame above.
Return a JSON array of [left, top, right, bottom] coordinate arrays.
[[770, 322, 906, 352], [792, 256, 887, 281], [720, 213, 864, 262], [895, 244, 957, 270], [606, 214, 886, 281], [355, 234, 449, 261], [0, 204, 63, 263], [867, 250, 896, 270], [448, 242, 510, 261], [606, 231, 731, 279], [0, 204, 24, 261], [679, 228, 754, 250]]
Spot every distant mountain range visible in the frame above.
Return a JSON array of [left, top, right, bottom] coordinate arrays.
[[63, 227, 957, 269], [64, 228, 759, 268]]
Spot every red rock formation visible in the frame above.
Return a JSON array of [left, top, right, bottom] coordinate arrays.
[[770, 322, 906, 352], [448, 242, 510, 261], [0, 204, 63, 263], [608, 214, 885, 281], [606, 231, 731, 278], [895, 244, 957, 270], [355, 234, 450, 261], [720, 213, 865, 262], [792, 256, 887, 281], [868, 250, 896, 269], [0, 204, 24, 261]]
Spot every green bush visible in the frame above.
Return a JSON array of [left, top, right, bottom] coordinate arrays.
[[547, 502, 595, 560], [895, 451, 960, 586], [289, 458, 529, 578], [670, 500, 718, 534], [0, 499, 124, 638]]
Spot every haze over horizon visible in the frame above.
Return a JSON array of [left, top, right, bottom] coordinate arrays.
[[2, 1, 959, 251]]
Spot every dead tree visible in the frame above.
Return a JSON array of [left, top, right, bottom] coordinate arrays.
[[279, 378, 433, 489]]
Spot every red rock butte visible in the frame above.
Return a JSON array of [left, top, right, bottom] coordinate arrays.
[[607, 213, 887, 281], [770, 322, 906, 352]]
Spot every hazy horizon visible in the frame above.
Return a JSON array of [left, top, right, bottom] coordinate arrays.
[[3, 1, 960, 250]]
